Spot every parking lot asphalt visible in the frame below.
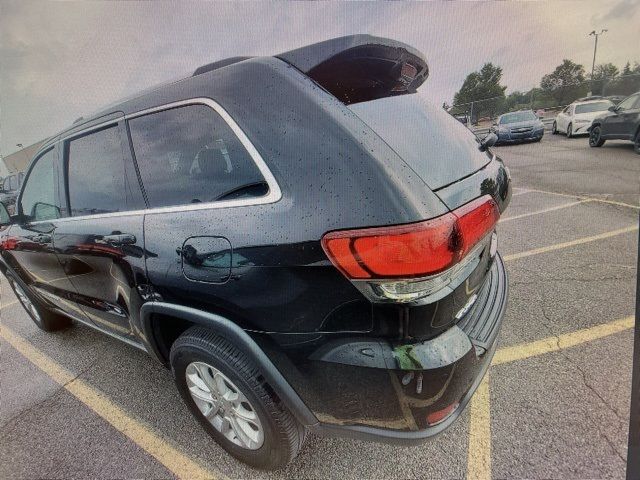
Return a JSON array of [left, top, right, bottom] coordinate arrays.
[[1, 133, 638, 479]]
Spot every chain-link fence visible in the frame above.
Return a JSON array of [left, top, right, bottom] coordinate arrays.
[[447, 73, 640, 135]]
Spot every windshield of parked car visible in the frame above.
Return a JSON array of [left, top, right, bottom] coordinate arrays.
[[499, 111, 537, 124], [574, 101, 612, 114]]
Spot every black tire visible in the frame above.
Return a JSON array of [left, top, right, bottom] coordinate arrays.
[[552, 121, 558, 134], [5, 272, 71, 332], [634, 130, 640, 154], [589, 125, 605, 147], [566, 123, 573, 138], [170, 326, 304, 470]]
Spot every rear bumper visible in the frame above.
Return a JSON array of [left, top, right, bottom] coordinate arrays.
[[315, 254, 507, 444], [295, 253, 508, 443]]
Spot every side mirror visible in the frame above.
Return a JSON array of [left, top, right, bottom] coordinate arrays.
[[0, 202, 12, 227], [32, 202, 61, 221], [608, 105, 618, 112], [479, 132, 498, 152]]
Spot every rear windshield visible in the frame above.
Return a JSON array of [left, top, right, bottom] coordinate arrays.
[[348, 94, 491, 190], [499, 111, 536, 124], [575, 101, 612, 114]]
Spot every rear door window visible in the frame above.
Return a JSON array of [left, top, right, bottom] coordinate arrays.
[[66, 125, 142, 216], [127, 104, 268, 208]]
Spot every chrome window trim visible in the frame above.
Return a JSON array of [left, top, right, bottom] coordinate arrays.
[[26, 97, 282, 225]]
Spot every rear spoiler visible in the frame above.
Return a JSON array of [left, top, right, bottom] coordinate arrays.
[[277, 35, 429, 105]]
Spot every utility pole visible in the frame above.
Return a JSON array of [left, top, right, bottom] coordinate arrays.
[[589, 29, 607, 95]]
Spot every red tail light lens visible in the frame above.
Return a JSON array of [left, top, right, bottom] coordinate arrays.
[[321, 195, 499, 280]]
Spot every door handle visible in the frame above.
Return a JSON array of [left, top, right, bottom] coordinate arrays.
[[96, 233, 136, 246]]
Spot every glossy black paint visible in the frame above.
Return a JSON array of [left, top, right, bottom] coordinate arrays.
[[590, 91, 640, 148], [0, 36, 510, 440]]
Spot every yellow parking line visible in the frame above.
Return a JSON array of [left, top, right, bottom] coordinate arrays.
[[1, 299, 19, 309], [500, 199, 590, 222], [503, 225, 638, 262], [0, 325, 220, 480], [493, 315, 634, 365], [467, 373, 491, 480], [521, 188, 639, 210]]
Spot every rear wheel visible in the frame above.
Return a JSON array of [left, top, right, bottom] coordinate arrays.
[[589, 125, 605, 147], [5, 274, 71, 331], [552, 121, 558, 134], [566, 123, 573, 138], [170, 326, 304, 470], [634, 130, 640, 154]]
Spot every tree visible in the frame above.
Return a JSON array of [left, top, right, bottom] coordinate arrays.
[[452, 63, 507, 120], [604, 60, 640, 96], [591, 63, 619, 95], [540, 60, 589, 106]]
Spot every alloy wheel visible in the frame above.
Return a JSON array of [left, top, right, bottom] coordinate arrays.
[[9, 278, 41, 323], [185, 361, 264, 450]]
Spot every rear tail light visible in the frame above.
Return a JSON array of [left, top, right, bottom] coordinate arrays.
[[321, 195, 499, 302]]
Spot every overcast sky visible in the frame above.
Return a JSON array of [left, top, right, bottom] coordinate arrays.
[[1, 0, 638, 156]]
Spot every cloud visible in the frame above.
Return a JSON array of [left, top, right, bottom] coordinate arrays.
[[1, 0, 638, 156]]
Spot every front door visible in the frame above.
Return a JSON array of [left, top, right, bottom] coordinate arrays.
[[53, 121, 148, 339], [1, 146, 88, 320], [604, 93, 640, 138]]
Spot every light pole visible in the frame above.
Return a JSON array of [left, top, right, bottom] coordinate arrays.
[[589, 29, 607, 94]]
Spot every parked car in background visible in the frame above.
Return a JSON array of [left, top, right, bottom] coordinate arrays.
[[454, 114, 470, 125], [605, 95, 626, 105], [491, 110, 544, 144], [589, 91, 640, 153], [552, 99, 614, 138], [0, 35, 510, 469], [0, 172, 24, 215]]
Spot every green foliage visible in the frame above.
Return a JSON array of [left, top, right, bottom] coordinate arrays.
[[540, 59, 589, 106], [603, 63, 640, 96], [452, 63, 507, 119], [590, 63, 620, 95]]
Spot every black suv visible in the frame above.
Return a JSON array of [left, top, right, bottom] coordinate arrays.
[[0, 36, 510, 470], [589, 91, 640, 153]]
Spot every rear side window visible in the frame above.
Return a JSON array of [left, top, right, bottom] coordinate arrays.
[[128, 104, 267, 208], [20, 149, 62, 221], [66, 125, 137, 216]]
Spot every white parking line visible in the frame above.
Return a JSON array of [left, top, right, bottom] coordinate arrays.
[[500, 199, 590, 222], [512, 188, 639, 209]]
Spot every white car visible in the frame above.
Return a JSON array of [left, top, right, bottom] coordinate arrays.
[[552, 99, 614, 137]]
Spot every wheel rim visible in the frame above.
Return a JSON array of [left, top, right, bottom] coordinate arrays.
[[590, 127, 600, 146], [9, 278, 41, 323], [185, 361, 264, 450]]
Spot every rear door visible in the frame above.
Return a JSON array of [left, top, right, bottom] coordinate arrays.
[[53, 120, 147, 340]]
